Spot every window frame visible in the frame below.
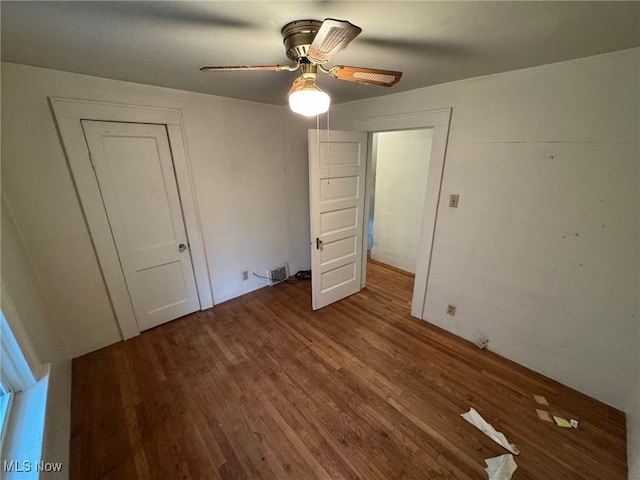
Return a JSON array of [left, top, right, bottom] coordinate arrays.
[[0, 285, 41, 448], [0, 378, 15, 446]]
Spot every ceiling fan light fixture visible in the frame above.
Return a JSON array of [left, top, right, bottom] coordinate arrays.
[[288, 75, 330, 117]]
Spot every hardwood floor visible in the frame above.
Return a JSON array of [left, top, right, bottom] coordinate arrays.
[[71, 261, 627, 479]]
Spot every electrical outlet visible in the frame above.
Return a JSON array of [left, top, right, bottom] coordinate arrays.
[[449, 194, 460, 208], [446, 304, 457, 316], [242, 270, 249, 281]]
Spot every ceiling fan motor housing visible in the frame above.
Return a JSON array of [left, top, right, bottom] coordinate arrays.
[[281, 20, 322, 61]]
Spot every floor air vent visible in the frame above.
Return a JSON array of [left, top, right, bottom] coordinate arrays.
[[268, 264, 289, 286]]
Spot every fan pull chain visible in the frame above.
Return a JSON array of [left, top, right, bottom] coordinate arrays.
[[326, 108, 331, 184], [316, 113, 320, 152]]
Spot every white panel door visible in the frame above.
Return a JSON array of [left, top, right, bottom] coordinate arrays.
[[309, 129, 368, 310], [82, 121, 200, 331]]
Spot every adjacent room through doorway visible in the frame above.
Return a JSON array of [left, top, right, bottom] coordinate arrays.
[[367, 128, 434, 310]]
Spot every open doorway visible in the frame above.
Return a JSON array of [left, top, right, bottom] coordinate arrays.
[[307, 108, 451, 314], [367, 128, 434, 310]]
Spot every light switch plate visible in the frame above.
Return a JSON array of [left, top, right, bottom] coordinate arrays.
[[449, 194, 459, 208]]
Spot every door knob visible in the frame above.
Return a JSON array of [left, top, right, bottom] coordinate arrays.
[[178, 243, 187, 252], [316, 238, 323, 250]]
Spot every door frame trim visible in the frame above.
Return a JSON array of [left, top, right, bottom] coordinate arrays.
[[49, 97, 213, 339], [354, 108, 452, 319]]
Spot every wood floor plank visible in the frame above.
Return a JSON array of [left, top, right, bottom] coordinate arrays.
[[71, 261, 628, 479]]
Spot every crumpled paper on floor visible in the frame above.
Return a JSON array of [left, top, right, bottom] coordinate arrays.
[[461, 408, 520, 455], [485, 454, 518, 480]]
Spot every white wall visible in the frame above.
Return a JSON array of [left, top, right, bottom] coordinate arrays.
[[1, 200, 71, 478], [282, 111, 315, 277], [331, 48, 639, 419], [1, 62, 312, 358], [371, 129, 433, 273], [631, 348, 640, 479], [630, 159, 640, 478]]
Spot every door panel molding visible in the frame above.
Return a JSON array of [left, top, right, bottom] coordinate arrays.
[[49, 97, 213, 339], [355, 108, 452, 320]]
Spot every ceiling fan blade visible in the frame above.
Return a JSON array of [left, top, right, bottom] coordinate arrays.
[[327, 66, 402, 87], [307, 19, 362, 64], [200, 65, 296, 72]]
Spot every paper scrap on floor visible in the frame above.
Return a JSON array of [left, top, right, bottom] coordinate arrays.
[[533, 394, 549, 406], [536, 409, 553, 422], [553, 416, 572, 428], [485, 454, 518, 480], [461, 408, 520, 455]]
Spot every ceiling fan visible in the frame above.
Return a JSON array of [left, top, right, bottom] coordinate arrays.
[[200, 18, 403, 116]]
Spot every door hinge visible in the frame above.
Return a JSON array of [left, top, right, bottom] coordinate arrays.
[[88, 150, 96, 169]]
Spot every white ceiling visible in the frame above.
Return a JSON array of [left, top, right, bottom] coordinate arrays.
[[1, 1, 639, 105]]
